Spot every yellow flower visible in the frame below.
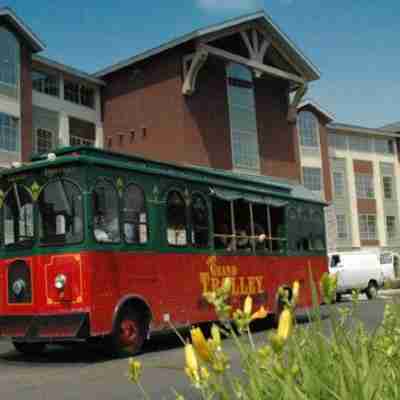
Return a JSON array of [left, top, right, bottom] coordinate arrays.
[[190, 327, 211, 362], [200, 366, 210, 381], [251, 306, 268, 321], [292, 281, 300, 306], [222, 277, 232, 294], [277, 308, 293, 341], [210, 324, 221, 347], [185, 343, 199, 376], [244, 295, 253, 315], [270, 333, 285, 353], [128, 358, 142, 383]]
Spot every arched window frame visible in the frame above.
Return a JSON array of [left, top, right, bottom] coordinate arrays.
[[298, 111, 320, 149], [37, 178, 85, 245], [190, 191, 210, 249], [165, 189, 188, 247], [3, 184, 34, 246], [227, 63, 253, 82], [92, 178, 121, 244], [122, 182, 149, 245], [0, 27, 20, 88]]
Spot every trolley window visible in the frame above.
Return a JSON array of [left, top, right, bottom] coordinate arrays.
[[122, 184, 148, 244], [191, 194, 209, 248], [38, 179, 84, 245], [4, 185, 34, 247], [92, 180, 120, 243], [166, 191, 187, 246]]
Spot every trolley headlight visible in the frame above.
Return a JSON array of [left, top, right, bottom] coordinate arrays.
[[54, 274, 67, 290], [12, 279, 26, 297]]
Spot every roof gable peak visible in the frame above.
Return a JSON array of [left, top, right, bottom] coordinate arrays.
[[93, 10, 320, 82]]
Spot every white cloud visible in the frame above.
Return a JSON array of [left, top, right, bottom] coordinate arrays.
[[197, 0, 262, 12]]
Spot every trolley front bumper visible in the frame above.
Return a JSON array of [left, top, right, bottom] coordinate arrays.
[[0, 313, 89, 342]]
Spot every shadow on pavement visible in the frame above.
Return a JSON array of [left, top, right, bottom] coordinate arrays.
[[0, 309, 323, 365]]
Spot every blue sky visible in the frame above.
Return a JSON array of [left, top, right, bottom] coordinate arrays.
[[2, 0, 399, 127]]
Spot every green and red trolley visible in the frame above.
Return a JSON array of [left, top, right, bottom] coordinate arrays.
[[0, 146, 328, 355]]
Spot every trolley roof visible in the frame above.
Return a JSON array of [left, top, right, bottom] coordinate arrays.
[[0, 146, 326, 205]]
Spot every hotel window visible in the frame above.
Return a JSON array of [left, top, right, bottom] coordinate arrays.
[[359, 214, 377, 240], [383, 176, 393, 200], [336, 215, 348, 239], [349, 136, 371, 152], [32, 69, 59, 97], [375, 139, 394, 154], [0, 112, 19, 152], [355, 174, 374, 199], [333, 171, 345, 197], [302, 167, 322, 192], [70, 135, 94, 147], [298, 111, 319, 148], [0, 27, 19, 87], [328, 133, 347, 150], [64, 80, 94, 108], [227, 63, 260, 172], [386, 216, 396, 240], [36, 128, 54, 154]]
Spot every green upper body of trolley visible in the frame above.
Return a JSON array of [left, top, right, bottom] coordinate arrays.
[[0, 146, 327, 259]]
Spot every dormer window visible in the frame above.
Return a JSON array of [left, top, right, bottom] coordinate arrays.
[[0, 27, 20, 89]]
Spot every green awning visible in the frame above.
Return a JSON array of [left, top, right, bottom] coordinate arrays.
[[264, 196, 288, 207], [211, 187, 287, 207], [211, 187, 242, 201]]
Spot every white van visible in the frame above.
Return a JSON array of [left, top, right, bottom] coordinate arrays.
[[379, 252, 399, 282], [329, 252, 384, 300]]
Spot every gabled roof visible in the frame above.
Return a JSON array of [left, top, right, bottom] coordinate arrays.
[[93, 10, 320, 82], [33, 55, 106, 86], [298, 99, 335, 122], [381, 121, 400, 134], [0, 7, 45, 53], [327, 122, 399, 138]]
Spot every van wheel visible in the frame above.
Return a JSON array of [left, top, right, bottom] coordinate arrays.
[[109, 308, 146, 357], [366, 282, 378, 300], [13, 341, 46, 355], [335, 293, 342, 303]]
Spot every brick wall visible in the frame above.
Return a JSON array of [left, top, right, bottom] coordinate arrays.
[[102, 43, 300, 182], [353, 159, 373, 174], [182, 58, 232, 170], [101, 47, 187, 165], [255, 76, 300, 181]]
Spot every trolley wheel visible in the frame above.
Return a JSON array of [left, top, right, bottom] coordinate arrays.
[[366, 281, 378, 300], [12, 341, 46, 355], [109, 308, 146, 357]]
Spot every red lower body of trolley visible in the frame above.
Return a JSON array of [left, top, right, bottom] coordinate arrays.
[[0, 251, 327, 354]]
